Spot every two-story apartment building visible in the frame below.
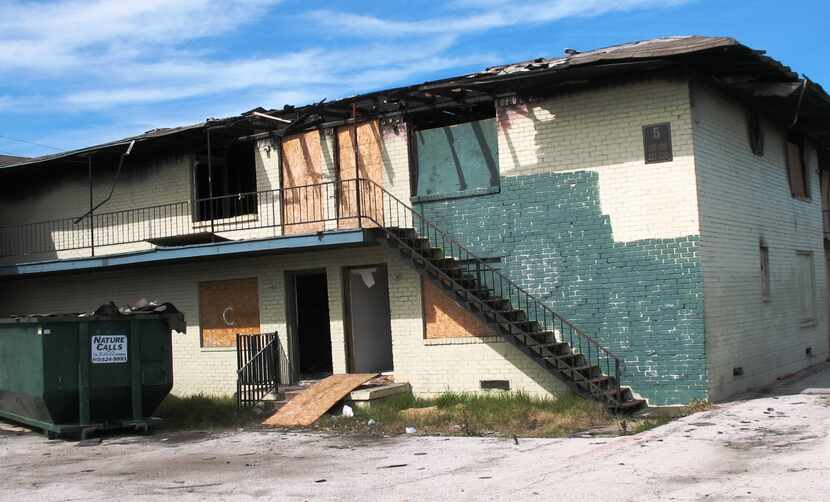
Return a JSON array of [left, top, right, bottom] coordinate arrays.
[[1, 36, 829, 409]]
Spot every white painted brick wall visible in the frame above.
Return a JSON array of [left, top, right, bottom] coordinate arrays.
[[692, 82, 829, 401], [497, 78, 699, 243], [0, 244, 568, 398]]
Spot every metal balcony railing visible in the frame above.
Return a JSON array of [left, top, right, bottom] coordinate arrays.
[[0, 179, 365, 261]]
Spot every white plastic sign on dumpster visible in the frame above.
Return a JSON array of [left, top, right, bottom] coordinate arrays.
[[91, 332, 128, 364]]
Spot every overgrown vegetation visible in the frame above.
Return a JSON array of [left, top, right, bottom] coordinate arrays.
[[153, 392, 713, 437], [318, 391, 614, 438], [154, 394, 259, 431]]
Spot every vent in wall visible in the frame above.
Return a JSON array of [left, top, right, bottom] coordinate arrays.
[[733, 367, 744, 377], [480, 380, 510, 391]]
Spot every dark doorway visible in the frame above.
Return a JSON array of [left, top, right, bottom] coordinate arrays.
[[287, 271, 333, 380], [345, 265, 394, 373]]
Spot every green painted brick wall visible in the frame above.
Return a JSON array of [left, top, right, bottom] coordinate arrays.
[[418, 171, 707, 405]]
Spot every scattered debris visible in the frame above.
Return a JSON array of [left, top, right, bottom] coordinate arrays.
[[405, 426, 417, 434], [342, 405, 354, 417]]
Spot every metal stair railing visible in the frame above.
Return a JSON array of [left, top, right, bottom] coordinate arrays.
[[354, 178, 626, 407], [236, 332, 281, 409]]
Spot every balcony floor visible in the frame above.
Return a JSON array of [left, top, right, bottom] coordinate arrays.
[[0, 229, 377, 278]]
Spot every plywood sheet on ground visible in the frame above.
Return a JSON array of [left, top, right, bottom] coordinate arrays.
[[262, 373, 377, 427]]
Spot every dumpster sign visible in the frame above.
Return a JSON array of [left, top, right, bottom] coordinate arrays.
[[91, 330, 128, 364]]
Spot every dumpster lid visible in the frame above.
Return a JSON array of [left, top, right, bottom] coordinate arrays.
[[4, 300, 186, 332]]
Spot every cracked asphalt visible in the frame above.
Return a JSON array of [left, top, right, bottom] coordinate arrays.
[[3, 364, 830, 501]]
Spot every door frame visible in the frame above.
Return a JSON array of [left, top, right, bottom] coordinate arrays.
[[284, 268, 329, 384], [341, 263, 393, 373]]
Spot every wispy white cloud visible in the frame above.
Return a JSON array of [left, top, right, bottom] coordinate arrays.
[[0, 0, 279, 71], [0, 0, 690, 153], [307, 0, 690, 38]]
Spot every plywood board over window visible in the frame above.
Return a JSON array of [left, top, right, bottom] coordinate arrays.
[[337, 121, 384, 229], [414, 117, 499, 200], [199, 278, 261, 347], [423, 280, 495, 339], [282, 130, 326, 235], [786, 137, 809, 199], [796, 251, 816, 325]]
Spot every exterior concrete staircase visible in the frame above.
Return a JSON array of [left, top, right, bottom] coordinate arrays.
[[357, 179, 646, 413]]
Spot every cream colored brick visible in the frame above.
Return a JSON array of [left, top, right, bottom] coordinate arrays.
[[692, 83, 829, 401]]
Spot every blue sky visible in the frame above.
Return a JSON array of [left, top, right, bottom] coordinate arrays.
[[0, 0, 825, 157]]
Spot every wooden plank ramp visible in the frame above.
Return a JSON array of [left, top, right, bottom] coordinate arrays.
[[262, 373, 377, 428]]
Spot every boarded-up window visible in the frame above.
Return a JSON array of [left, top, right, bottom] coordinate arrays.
[[747, 111, 764, 156], [422, 280, 494, 339], [337, 121, 384, 229], [760, 243, 770, 302], [797, 251, 816, 324], [199, 278, 261, 347], [786, 137, 809, 199], [282, 130, 325, 235], [414, 118, 499, 200]]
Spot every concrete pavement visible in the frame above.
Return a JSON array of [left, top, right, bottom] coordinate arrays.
[[3, 364, 830, 501]]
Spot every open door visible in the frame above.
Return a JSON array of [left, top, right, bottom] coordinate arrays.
[[286, 270, 333, 382], [345, 265, 393, 373]]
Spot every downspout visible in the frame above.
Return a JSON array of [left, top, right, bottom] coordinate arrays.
[[74, 140, 134, 224], [790, 77, 808, 129]]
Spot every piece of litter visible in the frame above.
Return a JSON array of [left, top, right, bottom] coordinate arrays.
[[368, 419, 376, 426], [405, 426, 416, 434], [379, 464, 408, 469], [315, 479, 327, 483], [342, 405, 354, 417]]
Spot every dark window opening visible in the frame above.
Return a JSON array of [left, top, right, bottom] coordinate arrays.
[[786, 134, 809, 199], [643, 123, 673, 164], [747, 110, 764, 156], [409, 102, 499, 200], [193, 141, 258, 221]]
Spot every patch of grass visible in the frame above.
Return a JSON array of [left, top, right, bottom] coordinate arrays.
[[154, 394, 259, 431], [628, 417, 673, 434], [685, 399, 714, 414], [318, 391, 611, 438]]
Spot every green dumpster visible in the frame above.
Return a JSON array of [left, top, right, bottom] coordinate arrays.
[[0, 303, 184, 438]]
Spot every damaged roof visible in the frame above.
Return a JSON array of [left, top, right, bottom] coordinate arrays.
[[0, 114, 284, 171], [0, 154, 30, 167], [3, 35, 829, 171]]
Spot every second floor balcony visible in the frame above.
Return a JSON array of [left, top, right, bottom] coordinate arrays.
[[0, 178, 397, 269]]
